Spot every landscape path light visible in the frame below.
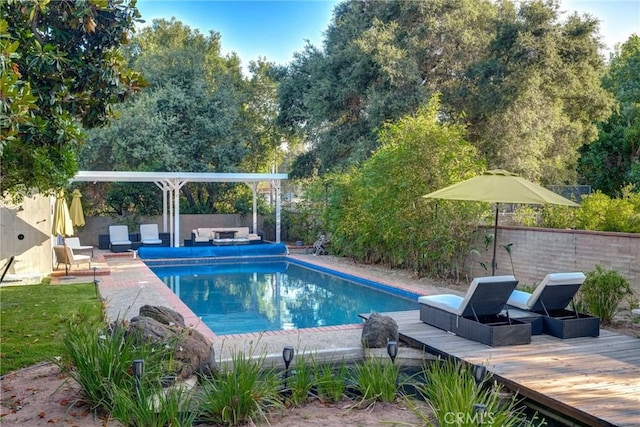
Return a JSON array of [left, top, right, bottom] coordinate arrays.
[[282, 346, 294, 390], [132, 359, 144, 393], [387, 341, 398, 364]]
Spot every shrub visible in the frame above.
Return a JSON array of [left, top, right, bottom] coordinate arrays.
[[59, 320, 173, 413], [350, 356, 402, 403], [110, 381, 199, 427], [578, 265, 635, 324], [285, 353, 315, 406], [315, 360, 348, 403], [412, 359, 545, 427], [540, 204, 578, 229], [513, 205, 538, 227], [198, 348, 282, 426], [313, 97, 485, 279]]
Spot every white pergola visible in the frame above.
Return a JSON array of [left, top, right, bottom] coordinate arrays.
[[72, 171, 288, 246]]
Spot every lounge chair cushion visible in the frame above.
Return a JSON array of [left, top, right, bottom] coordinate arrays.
[[109, 225, 132, 245], [507, 272, 586, 312], [192, 227, 261, 243], [140, 224, 162, 245], [419, 275, 518, 317]]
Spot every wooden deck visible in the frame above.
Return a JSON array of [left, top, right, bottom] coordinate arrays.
[[364, 310, 640, 427]]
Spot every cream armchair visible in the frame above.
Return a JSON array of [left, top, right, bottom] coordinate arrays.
[[54, 245, 91, 271], [53, 246, 91, 269]]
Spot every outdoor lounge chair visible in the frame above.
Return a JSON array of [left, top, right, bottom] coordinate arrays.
[[54, 245, 91, 270], [109, 225, 132, 252], [507, 272, 599, 338], [419, 275, 531, 346], [140, 224, 162, 246]]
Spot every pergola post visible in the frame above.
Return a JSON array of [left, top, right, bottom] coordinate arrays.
[[154, 181, 169, 233], [168, 179, 187, 247], [252, 182, 258, 234], [274, 179, 282, 243]]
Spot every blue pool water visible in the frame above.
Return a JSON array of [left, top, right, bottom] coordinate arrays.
[[149, 259, 419, 335]]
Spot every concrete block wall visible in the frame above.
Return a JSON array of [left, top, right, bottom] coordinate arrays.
[[1, 194, 52, 278], [471, 226, 640, 293]]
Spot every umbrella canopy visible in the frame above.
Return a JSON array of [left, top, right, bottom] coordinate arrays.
[[422, 170, 579, 206], [422, 170, 578, 274], [52, 190, 74, 238], [52, 190, 74, 275], [69, 189, 85, 228]]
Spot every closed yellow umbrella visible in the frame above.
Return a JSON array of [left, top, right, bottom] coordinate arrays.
[[422, 170, 578, 274], [69, 189, 85, 228], [52, 190, 74, 275]]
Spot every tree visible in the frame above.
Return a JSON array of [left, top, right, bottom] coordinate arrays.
[[79, 18, 274, 215], [279, 0, 613, 184], [1, 0, 145, 201], [319, 97, 486, 278], [578, 35, 640, 195], [455, 0, 614, 184]]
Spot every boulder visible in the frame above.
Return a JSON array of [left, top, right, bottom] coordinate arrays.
[[127, 306, 217, 380], [361, 312, 399, 348], [139, 304, 186, 328]]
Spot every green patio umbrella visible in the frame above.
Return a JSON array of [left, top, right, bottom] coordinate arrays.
[[422, 169, 578, 275], [69, 189, 85, 228], [52, 189, 74, 275]]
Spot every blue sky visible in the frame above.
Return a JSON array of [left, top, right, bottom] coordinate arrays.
[[136, 0, 338, 66], [136, 0, 639, 68]]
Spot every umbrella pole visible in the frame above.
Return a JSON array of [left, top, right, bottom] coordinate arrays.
[[63, 237, 69, 276], [491, 205, 499, 275]]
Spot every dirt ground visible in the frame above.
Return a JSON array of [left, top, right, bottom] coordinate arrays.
[[1, 255, 638, 426], [2, 316, 637, 427], [0, 361, 432, 427]]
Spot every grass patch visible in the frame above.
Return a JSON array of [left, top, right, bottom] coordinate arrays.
[[0, 283, 103, 375]]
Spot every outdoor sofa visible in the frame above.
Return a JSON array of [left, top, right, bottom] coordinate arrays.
[[191, 227, 261, 245]]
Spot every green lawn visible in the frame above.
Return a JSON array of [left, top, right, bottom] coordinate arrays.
[[0, 283, 103, 375]]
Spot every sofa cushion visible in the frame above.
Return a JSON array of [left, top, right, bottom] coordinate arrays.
[[197, 228, 214, 237], [234, 227, 250, 238]]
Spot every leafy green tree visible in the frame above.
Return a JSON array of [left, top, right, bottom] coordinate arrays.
[[80, 18, 271, 214], [1, 0, 145, 201], [579, 35, 640, 195], [240, 59, 288, 173], [318, 97, 486, 278], [450, 0, 614, 184], [279, 0, 613, 185]]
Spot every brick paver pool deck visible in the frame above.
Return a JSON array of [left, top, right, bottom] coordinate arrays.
[[53, 250, 445, 365]]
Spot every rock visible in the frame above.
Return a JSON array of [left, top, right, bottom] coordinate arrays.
[[139, 304, 186, 328], [361, 312, 399, 348], [127, 306, 217, 379]]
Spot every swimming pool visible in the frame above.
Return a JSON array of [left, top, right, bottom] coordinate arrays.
[[149, 258, 419, 335]]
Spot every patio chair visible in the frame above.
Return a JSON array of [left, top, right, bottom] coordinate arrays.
[[419, 275, 531, 346], [507, 272, 599, 338], [109, 225, 132, 253], [140, 224, 162, 246], [66, 237, 94, 258], [54, 245, 91, 270]]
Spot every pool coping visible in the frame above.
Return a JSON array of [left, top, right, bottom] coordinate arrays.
[[98, 253, 435, 362]]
